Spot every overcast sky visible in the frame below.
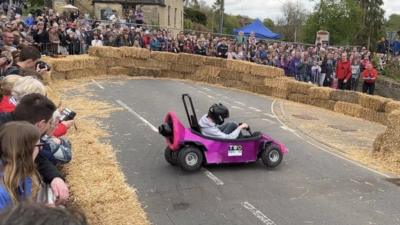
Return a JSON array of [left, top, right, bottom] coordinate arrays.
[[201, 0, 399, 21]]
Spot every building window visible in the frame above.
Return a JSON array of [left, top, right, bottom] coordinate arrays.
[[168, 6, 171, 26], [174, 8, 177, 27]]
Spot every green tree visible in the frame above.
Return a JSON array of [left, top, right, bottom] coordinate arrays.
[[302, 0, 362, 45], [263, 18, 275, 30], [356, 0, 385, 49], [386, 14, 400, 32], [276, 1, 307, 42]]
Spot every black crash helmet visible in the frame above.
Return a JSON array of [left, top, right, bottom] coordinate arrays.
[[208, 103, 229, 125]]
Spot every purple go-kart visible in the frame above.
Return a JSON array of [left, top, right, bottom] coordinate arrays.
[[158, 94, 288, 172]]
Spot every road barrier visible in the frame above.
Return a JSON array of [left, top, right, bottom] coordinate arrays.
[[44, 46, 400, 223]]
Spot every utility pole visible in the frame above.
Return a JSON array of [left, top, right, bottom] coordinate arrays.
[[219, 0, 224, 34]]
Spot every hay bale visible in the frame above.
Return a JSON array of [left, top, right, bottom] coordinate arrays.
[[65, 68, 106, 79], [271, 87, 289, 99], [249, 64, 277, 77], [120, 46, 150, 59], [264, 77, 290, 89], [387, 110, 400, 127], [49, 55, 99, 72], [254, 85, 273, 96], [384, 101, 400, 113], [308, 99, 336, 111], [107, 66, 129, 75], [219, 69, 244, 81], [359, 108, 388, 125], [308, 87, 334, 100], [334, 101, 363, 117], [177, 53, 205, 66], [358, 94, 390, 112], [287, 80, 314, 94], [330, 90, 360, 104], [373, 132, 385, 152], [242, 74, 266, 86], [49, 71, 67, 80], [204, 57, 227, 68], [150, 51, 178, 63], [128, 67, 161, 77], [226, 60, 252, 73], [222, 80, 248, 89], [89, 46, 123, 58], [194, 66, 221, 81], [288, 93, 309, 104], [163, 71, 187, 79]]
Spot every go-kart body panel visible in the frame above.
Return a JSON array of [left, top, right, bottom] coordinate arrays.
[[164, 112, 288, 165]]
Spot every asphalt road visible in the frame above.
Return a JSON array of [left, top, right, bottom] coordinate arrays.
[[89, 78, 400, 225]]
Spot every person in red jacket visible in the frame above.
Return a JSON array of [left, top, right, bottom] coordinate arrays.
[[336, 53, 352, 90], [361, 63, 378, 95]]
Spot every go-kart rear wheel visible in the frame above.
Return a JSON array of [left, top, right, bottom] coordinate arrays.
[[178, 146, 203, 172], [164, 147, 179, 166], [261, 144, 283, 168]]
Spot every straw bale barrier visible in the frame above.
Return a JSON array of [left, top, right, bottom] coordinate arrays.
[[358, 94, 390, 112], [287, 80, 313, 95], [308, 87, 334, 100], [330, 90, 360, 104], [44, 47, 400, 223], [334, 101, 363, 117]]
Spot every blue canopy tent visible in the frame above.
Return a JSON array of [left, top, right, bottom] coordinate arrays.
[[233, 19, 281, 40]]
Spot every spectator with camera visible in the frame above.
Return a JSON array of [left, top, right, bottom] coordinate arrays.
[[5, 46, 48, 79], [0, 121, 41, 210], [0, 93, 70, 205]]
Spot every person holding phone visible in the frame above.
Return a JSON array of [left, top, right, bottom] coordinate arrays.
[[361, 63, 378, 95]]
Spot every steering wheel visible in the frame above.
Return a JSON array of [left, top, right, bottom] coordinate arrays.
[[239, 123, 253, 136]]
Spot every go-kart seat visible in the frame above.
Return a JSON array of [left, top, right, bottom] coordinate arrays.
[[190, 129, 262, 142]]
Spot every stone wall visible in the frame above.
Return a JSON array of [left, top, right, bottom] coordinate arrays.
[[375, 76, 400, 100]]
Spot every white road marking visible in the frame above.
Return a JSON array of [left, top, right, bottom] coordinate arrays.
[[262, 118, 276, 124], [248, 107, 262, 112], [270, 100, 392, 178], [207, 95, 215, 99], [280, 126, 296, 133], [91, 79, 104, 89], [264, 113, 276, 118], [203, 169, 224, 185], [241, 202, 277, 225], [116, 100, 158, 133], [202, 87, 211, 91], [234, 101, 246, 106], [232, 105, 244, 110]]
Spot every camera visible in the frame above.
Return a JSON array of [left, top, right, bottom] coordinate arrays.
[[36, 61, 51, 71], [59, 108, 76, 121]]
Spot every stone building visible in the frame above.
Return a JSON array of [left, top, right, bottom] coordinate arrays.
[[53, 0, 184, 33]]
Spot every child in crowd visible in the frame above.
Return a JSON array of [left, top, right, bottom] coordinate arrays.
[[0, 121, 41, 211]]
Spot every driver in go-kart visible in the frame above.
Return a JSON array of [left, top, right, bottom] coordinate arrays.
[[198, 103, 249, 139]]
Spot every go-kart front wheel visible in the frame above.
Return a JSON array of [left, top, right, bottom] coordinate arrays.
[[164, 147, 179, 166], [261, 144, 283, 168], [178, 146, 204, 172]]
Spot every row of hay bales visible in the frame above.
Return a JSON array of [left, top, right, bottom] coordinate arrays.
[[45, 46, 400, 128]]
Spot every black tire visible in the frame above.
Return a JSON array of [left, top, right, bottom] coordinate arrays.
[[261, 144, 283, 168], [178, 146, 204, 172], [164, 147, 179, 166]]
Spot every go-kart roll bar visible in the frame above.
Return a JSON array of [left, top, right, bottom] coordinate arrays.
[[182, 94, 200, 131]]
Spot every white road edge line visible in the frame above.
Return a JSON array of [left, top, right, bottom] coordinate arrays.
[[203, 169, 224, 185], [116, 100, 158, 133], [91, 79, 104, 89], [241, 202, 277, 225], [232, 105, 244, 110], [262, 118, 275, 124], [270, 100, 392, 178], [264, 113, 276, 118], [248, 106, 262, 112], [234, 101, 246, 106]]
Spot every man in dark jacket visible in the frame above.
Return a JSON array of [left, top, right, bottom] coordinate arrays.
[[0, 93, 69, 205]]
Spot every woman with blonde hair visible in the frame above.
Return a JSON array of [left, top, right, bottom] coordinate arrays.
[[0, 121, 41, 210], [11, 76, 46, 103]]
